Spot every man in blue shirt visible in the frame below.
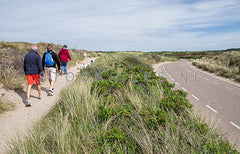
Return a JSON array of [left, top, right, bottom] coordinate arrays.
[[23, 45, 43, 106]]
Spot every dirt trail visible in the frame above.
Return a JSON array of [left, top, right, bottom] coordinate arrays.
[[0, 58, 96, 153]]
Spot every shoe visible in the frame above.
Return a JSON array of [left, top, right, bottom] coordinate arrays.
[[48, 90, 53, 96], [26, 100, 32, 106], [38, 96, 43, 99]]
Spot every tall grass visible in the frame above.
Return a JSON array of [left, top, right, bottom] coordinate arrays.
[[0, 66, 24, 91], [67, 49, 85, 67], [140, 52, 178, 64], [0, 99, 15, 114], [8, 53, 238, 153], [192, 51, 240, 82]]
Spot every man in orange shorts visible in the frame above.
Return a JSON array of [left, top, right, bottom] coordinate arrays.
[[23, 45, 43, 106]]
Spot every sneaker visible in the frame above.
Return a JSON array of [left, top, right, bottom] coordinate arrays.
[[26, 100, 32, 106], [38, 96, 43, 99], [48, 90, 53, 96]]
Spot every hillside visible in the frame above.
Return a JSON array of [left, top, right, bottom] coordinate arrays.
[[8, 52, 238, 153]]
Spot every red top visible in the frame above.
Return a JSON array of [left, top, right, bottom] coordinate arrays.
[[58, 48, 72, 62]]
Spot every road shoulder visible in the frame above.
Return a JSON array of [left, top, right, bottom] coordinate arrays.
[[188, 61, 240, 88]]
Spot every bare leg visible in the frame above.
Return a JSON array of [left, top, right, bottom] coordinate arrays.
[[50, 80, 55, 90], [37, 84, 41, 97], [49, 78, 51, 86], [27, 85, 32, 101]]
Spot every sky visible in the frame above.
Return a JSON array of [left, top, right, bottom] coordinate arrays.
[[1, 0, 240, 51]]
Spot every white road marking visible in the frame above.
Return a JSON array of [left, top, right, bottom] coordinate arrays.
[[163, 65, 166, 72], [206, 105, 217, 113], [225, 86, 233, 90], [176, 82, 179, 86], [171, 78, 174, 81], [182, 87, 187, 92], [191, 94, 199, 101], [204, 77, 210, 81], [230, 122, 240, 130]]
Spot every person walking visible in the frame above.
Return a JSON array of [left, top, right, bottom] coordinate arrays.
[[23, 45, 43, 106], [58, 44, 71, 75], [42, 44, 60, 96]]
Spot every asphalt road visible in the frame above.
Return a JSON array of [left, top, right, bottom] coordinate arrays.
[[154, 60, 240, 150]]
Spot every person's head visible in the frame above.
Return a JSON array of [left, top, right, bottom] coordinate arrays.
[[63, 45, 67, 49], [31, 45, 38, 51], [47, 44, 52, 51]]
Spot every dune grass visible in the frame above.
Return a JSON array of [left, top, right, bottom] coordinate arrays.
[[0, 66, 24, 91], [192, 51, 240, 82], [0, 99, 15, 115], [8, 53, 239, 153]]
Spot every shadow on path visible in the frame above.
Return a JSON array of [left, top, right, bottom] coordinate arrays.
[[16, 84, 49, 106]]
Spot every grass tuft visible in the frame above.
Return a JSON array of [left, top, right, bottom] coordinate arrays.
[[0, 99, 15, 114]]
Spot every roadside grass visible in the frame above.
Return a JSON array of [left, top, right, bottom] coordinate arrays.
[[192, 51, 240, 82], [162, 50, 225, 60], [0, 99, 15, 114], [140, 52, 178, 64], [67, 49, 85, 67], [8, 53, 238, 153], [0, 66, 24, 91]]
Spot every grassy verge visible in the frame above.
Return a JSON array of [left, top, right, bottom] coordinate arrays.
[[67, 49, 85, 67], [192, 51, 240, 82], [140, 52, 178, 64], [0, 66, 24, 91], [0, 99, 15, 114], [8, 53, 238, 153]]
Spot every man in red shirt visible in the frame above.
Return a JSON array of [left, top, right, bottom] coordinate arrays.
[[58, 45, 72, 75]]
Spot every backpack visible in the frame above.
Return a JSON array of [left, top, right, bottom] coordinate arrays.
[[45, 51, 55, 66]]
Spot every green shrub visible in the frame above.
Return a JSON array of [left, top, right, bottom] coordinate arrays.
[[140, 107, 168, 129], [106, 127, 126, 143], [98, 105, 117, 121], [91, 79, 122, 96]]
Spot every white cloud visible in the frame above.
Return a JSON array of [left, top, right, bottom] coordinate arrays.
[[0, 0, 240, 51]]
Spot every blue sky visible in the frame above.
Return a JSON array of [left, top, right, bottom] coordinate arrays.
[[0, 0, 240, 51]]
